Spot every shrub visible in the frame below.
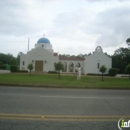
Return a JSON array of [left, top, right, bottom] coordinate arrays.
[[10, 58, 18, 65], [0, 65, 6, 70], [10, 65, 18, 72], [87, 73, 109, 76], [27, 63, 34, 76], [16, 70, 28, 73], [99, 65, 107, 81], [48, 71, 57, 74], [109, 68, 118, 76], [125, 64, 130, 79], [0, 61, 3, 66]]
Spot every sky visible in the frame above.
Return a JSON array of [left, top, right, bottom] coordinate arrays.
[[0, 0, 130, 57]]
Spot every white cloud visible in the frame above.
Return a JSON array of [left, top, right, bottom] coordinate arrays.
[[94, 4, 130, 47], [0, 0, 130, 56]]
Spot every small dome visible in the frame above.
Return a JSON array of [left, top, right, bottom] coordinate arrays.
[[37, 37, 50, 44]]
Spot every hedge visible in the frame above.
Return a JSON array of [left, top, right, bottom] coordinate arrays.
[[16, 70, 28, 73], [0, 65, 6, 70], [87, 73, 109, 76], [109, 68, 118, 76], [48, 71, 58, 74], [10, 65, 18, 72]]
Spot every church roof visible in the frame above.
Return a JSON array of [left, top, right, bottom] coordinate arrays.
[[37, 37, 50, 44], [53, 53, 58, 56], [59, 57, 85, 61]]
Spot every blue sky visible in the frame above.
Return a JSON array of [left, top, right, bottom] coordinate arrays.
[[0, 0, 129, 57]]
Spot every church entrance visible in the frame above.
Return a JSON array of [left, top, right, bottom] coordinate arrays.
[[35, 61, 43, 71]]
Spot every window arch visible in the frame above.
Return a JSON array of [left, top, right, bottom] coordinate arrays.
[[69, 62, 74, 72], [63, 62, 67, 72]]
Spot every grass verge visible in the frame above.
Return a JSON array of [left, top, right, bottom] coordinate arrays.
[[0, 73, 130, 89]]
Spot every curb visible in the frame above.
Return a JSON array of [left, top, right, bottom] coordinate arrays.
[[0, 84, 130, 90]]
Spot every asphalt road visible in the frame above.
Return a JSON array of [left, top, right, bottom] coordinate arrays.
[[0, 86, 130, 130]]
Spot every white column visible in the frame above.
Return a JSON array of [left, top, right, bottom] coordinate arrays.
[[66, 63, 68, 73], [73, 63, 75, 73]]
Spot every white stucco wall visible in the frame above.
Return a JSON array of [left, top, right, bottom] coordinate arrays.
[[84, 50, 112, 74], [20, 43, 112, 74], [35, 43, 53, 53], [20, 47, 57, 72], [59, 60, 84, 73], [20, 54, 27, 70]]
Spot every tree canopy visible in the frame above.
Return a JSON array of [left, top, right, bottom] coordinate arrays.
[[10, 58, 18, 65], [54, 62, 64, 79], [112, 47, 130, 73], [27, 63, 33, 76], [126, 64, 130, 79], [0, 53, 17, 65], [126, 37, 130, 46], [99, 65, 107, 81]]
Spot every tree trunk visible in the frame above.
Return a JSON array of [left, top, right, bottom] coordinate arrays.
[[129, 74, 130, 79], [102, 73, 104, 81], [30, 70, 31, 76], [58, 71, 60, 79]]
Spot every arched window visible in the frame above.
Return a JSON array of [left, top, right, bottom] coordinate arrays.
[[63, 62, 67, 72], [69, 62, 74, 72], [75, 63, 80, 72]]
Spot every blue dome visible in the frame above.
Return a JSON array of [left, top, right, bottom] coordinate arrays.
[[37, 37, 50, 44]]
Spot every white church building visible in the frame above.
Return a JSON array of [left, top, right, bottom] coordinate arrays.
[[20, 37, 112, 74]]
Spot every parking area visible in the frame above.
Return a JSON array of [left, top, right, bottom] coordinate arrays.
[[0, 70, 10, 74]]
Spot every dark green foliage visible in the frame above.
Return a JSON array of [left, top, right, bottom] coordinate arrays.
[[0, 65, 6, 70], [99, 65, 107, 81], [0, 53, 17, 64], [27, 64, 33, 76], [0, 61, 4, 69], [126, 37, 130, 46], [10, 58, 18, 65], [0, 65, 10, 70], [0, 65, 2, 69], [48, 71, 57, 74], [16, 70, 28, 73], [109, 68, 118, 76], [87, 73, 109, 76], [54, 62, 64, 79], [10, 65, 18, 72], [112, 47, 130, 74], [0, 61, 3, 66], [126, 64, 130, 79]]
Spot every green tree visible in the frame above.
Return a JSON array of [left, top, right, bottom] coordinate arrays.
[[0, 61, 3, 66], [10, 65, 18, 72], [99, 65, 107, 81], [27, 63, 33, 76], [109, 68, 118, 76], [0, 61, 4, 69], [10, 58, 18, 65], [0, 53, 14, 64], [126, 64, 130, 79], [126, 37, 130, 46], [112, 47, 130, 73], [54, 62, 64, 79]]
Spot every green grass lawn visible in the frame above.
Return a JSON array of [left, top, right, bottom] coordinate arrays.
[[0, 73, 130, 89]]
